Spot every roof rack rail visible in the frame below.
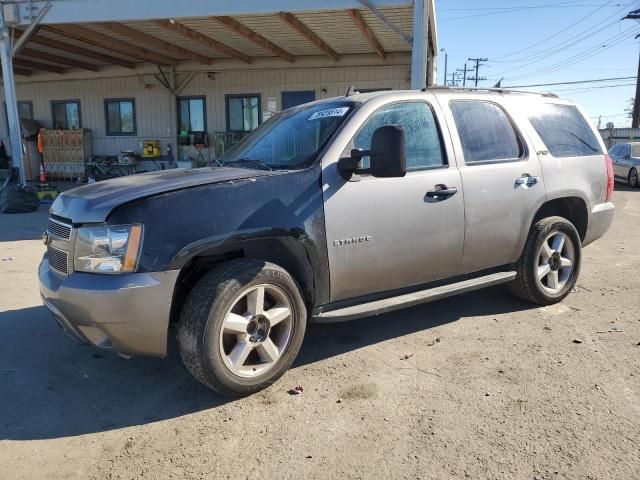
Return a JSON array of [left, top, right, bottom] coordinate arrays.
[[421, 85, 558, 98]]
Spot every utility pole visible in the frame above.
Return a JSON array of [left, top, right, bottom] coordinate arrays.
[[440, 48, 447, 86], [457, 64, 468, 87], [624, 9, 640, 128], [468, 57, 488, 87]]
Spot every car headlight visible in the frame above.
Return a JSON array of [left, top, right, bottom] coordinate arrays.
[[74, 224, 143, 273]]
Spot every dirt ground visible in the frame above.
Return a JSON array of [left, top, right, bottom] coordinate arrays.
[[0, 186, 638, 480]]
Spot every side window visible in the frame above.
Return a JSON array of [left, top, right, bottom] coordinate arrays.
[[51, 100, 81, 129], [528, 103, 602, 157], [623, 145, 631, 157], [352, 102, 445, 171], [608, 145, 621, 156], [178, 96, 206, 133], [450, 101, 523, 164]]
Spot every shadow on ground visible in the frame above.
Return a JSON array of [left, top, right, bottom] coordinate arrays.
[[0, 205, 49, 242], [0, 285, 535, 441]]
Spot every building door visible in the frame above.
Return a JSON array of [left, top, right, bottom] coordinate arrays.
[[282, 91, 316, 111]]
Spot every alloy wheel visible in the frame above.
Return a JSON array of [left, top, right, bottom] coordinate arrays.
[[219, 284, 293, 378], [536, 231, 575, 294]]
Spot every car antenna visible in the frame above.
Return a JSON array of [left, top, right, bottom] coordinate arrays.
[[345, 85, 359, 97]]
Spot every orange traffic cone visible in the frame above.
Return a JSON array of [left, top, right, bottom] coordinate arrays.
[[39, 161, 47, 183]]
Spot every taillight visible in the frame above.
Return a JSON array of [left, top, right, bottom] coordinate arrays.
[[605, 154, 614, 202]]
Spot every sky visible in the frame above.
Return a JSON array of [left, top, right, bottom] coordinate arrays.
[[435, 0, 640, 128]]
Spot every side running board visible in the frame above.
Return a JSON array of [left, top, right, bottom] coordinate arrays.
[[314, 271, 517, 323]]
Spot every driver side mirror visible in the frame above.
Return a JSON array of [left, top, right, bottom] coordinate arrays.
[[338, 125, 406, 180]]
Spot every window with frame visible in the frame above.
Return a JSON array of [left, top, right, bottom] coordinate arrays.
[[351, 101, 446, 171], [527, 104, 602, 157], [178, 96, 206, 133], [226, 94, 261, 133], [105, 98, 136, 136], [450, 101, 523, 164], [4, 101, 33, 135], [52, 100, 81, 129]]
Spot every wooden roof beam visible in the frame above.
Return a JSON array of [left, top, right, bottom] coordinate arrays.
[[278, 12, 338, 61], [26, 34, 136, 69], [212, 16, 294, 63], [153, 19, 251, 64], [347, 9, 385, 60], [3, 67, 33, 77], [44, 25, 177, 66], [19, 47, 99, 71], [13, 58, 65, 74], [101, 22, 213, 65]]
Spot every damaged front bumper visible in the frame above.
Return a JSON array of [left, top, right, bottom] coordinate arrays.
[[39, 256, 179, 357]]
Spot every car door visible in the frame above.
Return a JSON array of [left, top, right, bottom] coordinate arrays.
[[617, 144, 632, 180], [608, 145, 625, 179], [322, 98, 465, 302], [442, 97, 547, 273]]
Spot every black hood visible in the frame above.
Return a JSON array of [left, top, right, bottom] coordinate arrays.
[[51, 167, 271, 223]]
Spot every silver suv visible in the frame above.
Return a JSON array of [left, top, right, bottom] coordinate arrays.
[[39, 88, 615, 396]]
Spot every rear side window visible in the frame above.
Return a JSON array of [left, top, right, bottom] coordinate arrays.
[[632, 144, 640, 157], [528, 104, 602, 157], [450, 101, 523, 163]]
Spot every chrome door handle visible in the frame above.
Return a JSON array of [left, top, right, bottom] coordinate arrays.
[[516, 174, 539, 187]]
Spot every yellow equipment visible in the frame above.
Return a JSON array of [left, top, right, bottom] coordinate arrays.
[[143, 140, 161, 158]]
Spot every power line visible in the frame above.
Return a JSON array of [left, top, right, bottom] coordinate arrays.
[[488, 0, 616, 60], [505, 75, 636, 88], [552, 82, 636, 93], [492, 6, 633, 77], [499, 24, 640, 81], [439, 1, 631, 21]]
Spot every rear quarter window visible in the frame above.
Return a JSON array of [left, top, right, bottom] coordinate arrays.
[[528, 104, 602, 157]]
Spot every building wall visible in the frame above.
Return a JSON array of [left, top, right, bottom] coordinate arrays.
[[599, 127, 640, 149], [1, 64, 410, 158]]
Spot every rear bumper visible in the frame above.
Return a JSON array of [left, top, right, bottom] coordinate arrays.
[[39, 256, 179, 357], [583, 201, 615, 247]]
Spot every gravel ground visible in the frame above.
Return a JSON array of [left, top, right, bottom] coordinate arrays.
[[0, 187, 638, 480]]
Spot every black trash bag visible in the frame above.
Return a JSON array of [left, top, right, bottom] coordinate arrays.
[[0, 169, 40, 213]]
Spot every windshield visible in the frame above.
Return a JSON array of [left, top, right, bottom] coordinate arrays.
[[219, 101, 356, 170]]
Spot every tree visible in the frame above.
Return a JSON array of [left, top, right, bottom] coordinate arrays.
[[626, 98, 635, 119]]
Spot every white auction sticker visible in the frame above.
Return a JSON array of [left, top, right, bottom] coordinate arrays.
[[308, 107, 349, 120]]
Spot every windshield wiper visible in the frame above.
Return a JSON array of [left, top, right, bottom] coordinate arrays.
[[223, 158, 273, 171]]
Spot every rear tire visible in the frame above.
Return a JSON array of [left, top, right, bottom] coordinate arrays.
[[510, 216, 581, 305], [629, 168, 639, 188], [177, 259, 307, 396]]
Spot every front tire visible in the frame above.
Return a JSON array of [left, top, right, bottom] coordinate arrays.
[[178, 259, 307, 396], [510, 216, 581, 305]]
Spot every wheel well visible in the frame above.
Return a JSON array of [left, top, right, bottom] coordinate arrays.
[[169, 238, 315, 325], [533, 197, 588, 241]]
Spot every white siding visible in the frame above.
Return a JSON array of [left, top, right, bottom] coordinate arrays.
[[1, 65, 410, 157]]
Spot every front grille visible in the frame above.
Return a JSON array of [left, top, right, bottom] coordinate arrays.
[[48, 245, 69, 275], [47, 218, 72, 240]]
